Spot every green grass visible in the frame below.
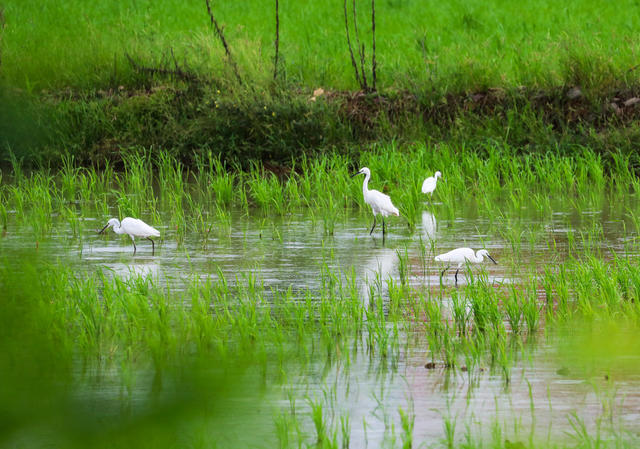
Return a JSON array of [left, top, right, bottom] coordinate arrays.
[[2, 0, 640, 93], [4, 1, 640, 167], [1, 143, 638, 245]]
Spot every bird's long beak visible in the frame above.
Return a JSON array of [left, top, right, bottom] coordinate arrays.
[[98, 223, 109, 234], [488, 255, 498, 264], [350, 171, 362, 178]]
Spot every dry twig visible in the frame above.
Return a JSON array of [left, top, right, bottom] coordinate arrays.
[[204, 0, 242, 84]]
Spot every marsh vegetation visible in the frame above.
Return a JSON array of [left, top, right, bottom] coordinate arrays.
[[2, 147, 640, 447]]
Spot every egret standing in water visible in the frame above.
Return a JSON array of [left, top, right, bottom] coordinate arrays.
[[99, 217, 160, 255], [351, 167, 399, 236], [435, 247, 497, 286], [422, 171, 442, 197]]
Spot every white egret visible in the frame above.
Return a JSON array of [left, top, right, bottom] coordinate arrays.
[[434, 247, 497, 286], [98, 217, 160, 255], [351, 167, 399, 236], [421, 171, 442, 196]]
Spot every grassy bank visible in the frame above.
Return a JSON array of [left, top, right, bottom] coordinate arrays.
[[4, 81, 640, 167], [3, 1, 640, 166]]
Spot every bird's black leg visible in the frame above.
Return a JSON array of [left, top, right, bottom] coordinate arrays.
[[382, 217, 386, 235], [439, 266, 450, 287], [132, 239, 137, 255], [454, 268, 459, 287], [147, 237, 155, 255], [369, 216, 377, 235]]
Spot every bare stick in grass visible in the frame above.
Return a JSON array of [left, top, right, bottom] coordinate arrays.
[[360, 43, 368, 90], [352, 0, 368, 90], [343, 0, 362, 88], [274, 0, 280, 81], [204, 0, 242, 84], [371, 0, 377, 91]]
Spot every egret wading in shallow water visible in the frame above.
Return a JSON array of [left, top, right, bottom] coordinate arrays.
[[351, 167, 399, 236], [99, 217, 160, 255], [422, 171, 442, 197], [435, 247, 497, 286]]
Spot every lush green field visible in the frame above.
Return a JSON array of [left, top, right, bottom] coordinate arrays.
[[2, 0, 640, 93]]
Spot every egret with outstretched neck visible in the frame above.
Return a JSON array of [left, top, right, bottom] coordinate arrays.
[[98, 217, 160, 255], [435, 247, 497, 286], [422, 171, 442, 197], [351, 167, 399, 236]]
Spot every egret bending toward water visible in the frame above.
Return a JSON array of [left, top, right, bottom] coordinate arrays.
[[99, 217, 160, 255], [351, 167, 399, 236], [435, 247, 497, 286], [422, 171, 442, 196]]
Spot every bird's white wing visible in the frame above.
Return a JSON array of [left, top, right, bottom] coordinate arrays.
[[122, 217, 161, 237], [367, 189, 399, 216], [421, 177, 436, 194], [435, 247, 474, 263]]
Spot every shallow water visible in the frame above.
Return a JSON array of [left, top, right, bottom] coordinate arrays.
[[2, 196, 640, 446]]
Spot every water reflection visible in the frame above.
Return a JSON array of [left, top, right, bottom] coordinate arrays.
[[421, 210, 437, 241], [359, 247, 397, 307], [106, 259, 161, 280]]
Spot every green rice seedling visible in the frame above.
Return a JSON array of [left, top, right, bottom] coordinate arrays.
[[441, 397, 458, 449], [319, 194, 339, 237], [119, 149, 154, 212], [396, 246, 410, 288], [62, 205, 80, 238], [398, 401, 415, 449], [424, 298, 444, 337], [283, 171, 303, 209], [340, 414, 351, 449], [467, 281, 501, 334], [246, 163, 286, 214], [450, 290, 469, 336], [308, 396, 327, 445], [274, 411, 291, 449], [504, 286, 523, 334], [58, 155, 81, 202], [522, 283, 542, 334], [156, 151, 184, 196], [610, 152, 635, 193], [440, 323, 458, 369]]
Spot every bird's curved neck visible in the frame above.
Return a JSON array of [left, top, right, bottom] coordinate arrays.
[[113, 222, 123, 234], [362, 172, 370, 197], [474, 251, 484, 263]]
